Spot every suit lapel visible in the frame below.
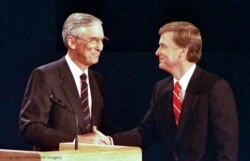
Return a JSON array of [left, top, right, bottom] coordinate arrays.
[[175, 66, 202, 144], [59, 58, 85, 133], [158, 78, 177, 139], [88, 70, 103, 128]]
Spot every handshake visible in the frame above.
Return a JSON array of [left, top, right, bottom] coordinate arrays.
[[76, 126, 113, 145]]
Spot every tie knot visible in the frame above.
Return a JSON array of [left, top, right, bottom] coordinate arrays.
[[174, 81, 181, 90], [80, 73, 87, 81]]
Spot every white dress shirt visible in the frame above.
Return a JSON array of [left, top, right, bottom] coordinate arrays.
[[65, 54, 92, 115], [173, 64, 196, 101]]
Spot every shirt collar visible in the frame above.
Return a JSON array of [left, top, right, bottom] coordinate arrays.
[[173, 64, 196, 91], [65, 53, 88, 78]]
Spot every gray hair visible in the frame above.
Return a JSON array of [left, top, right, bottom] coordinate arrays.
[[62, 13, 103, 47]]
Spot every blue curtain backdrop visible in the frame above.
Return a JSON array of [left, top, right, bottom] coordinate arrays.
[[0, 1, 249, 161]]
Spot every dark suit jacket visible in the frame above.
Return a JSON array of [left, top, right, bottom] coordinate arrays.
[[19, 57, 104, 151], [113, 66, 238, 161]]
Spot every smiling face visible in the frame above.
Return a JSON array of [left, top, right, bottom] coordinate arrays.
[[67, 23, 105, 69], [155, 32, 183, 74]]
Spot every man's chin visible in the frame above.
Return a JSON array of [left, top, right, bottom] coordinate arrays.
[[159, 63, 164, 70], [92, 59, 99, 65], [159, 64, 169, 72]]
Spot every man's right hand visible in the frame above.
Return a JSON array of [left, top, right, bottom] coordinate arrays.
[[77, 126, 113, 145]]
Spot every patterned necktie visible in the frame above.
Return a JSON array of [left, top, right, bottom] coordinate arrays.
[[173, 81, 182, 126], [80, 73, 91, 132]]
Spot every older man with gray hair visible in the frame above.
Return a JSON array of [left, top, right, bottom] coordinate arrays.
[[20, 13, 109, 151]]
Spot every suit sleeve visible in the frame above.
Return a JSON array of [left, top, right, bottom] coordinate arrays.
[[112, 84, 158, 148], [19, 68, 73, 150], [209, 79, 239, 161]]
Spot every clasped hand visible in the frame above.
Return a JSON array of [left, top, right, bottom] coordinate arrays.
[[76, 126, 112, 145]]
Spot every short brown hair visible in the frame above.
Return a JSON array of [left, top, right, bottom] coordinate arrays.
[[159, 21, 202, 63]]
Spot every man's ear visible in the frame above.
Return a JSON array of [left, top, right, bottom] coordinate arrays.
[[67, 36, 76, 49], [179, 47, 189, 59]]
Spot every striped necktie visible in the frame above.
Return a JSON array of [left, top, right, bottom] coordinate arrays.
[[80, 73, 91, 132], [173, 81, 182, 126]]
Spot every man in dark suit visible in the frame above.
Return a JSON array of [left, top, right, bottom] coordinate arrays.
[[112, 21, 239, 161], [19, 13, 110, 151]]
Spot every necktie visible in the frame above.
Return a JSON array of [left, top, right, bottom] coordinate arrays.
[[173, 81, 182, 126], [80, 73, 91, 132]]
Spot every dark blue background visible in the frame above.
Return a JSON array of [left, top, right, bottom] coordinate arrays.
[[0, 0, 249, 160]]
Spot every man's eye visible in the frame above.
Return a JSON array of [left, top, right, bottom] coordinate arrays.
[[90, 39, 99, 43], [160, 45, 167, 49]]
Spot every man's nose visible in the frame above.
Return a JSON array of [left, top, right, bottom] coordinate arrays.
[[155, 48, 161, 56], [95, 41, 104, 51]]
